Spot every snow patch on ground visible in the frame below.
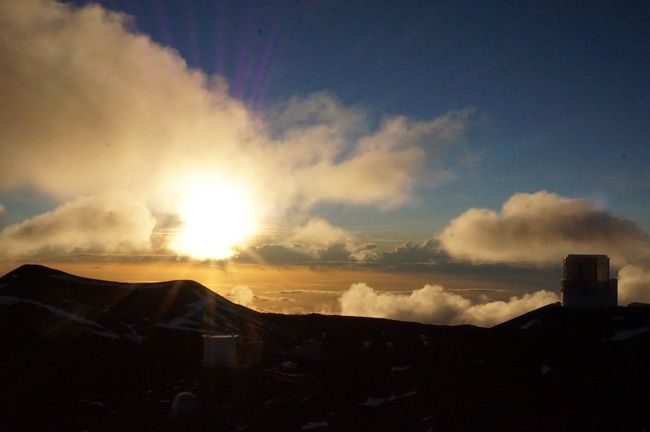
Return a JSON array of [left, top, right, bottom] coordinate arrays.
[[91, 329, 119, 339], [393, 390, 418, 400], [1, 295, 148, 343], [161, 294, 214, 330], [281, 360, 297, 370], [159, 289, 253, 332], [301, 421, 328, 430], [611, 326, 650, 341], [0, 295, 24, 306], [360, 396, 385, 407], [390, 365, 411, 372], [263, 396, 282, 406], [360, 390, 417, 407], [124, 323, 145, 344], [520, 319, 540, 330], [0, 295, 102, 328]]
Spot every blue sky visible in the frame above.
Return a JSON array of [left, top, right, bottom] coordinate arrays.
[[73, 0, 650, 230]]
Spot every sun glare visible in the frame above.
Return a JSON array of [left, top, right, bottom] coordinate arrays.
[[171, 183, 258, 260]]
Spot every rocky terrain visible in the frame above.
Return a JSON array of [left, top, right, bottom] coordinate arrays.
[[1, 264, 649, 431]]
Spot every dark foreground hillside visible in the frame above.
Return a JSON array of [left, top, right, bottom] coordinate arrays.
[[1, 265, 649, 431]]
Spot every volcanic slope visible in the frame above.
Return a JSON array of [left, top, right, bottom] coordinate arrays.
[[1, 265, 650, 431]]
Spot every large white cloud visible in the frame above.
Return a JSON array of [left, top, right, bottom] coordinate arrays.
[[438, 191, 650, 266], [0, 0, 471, 258], [0, 194, 156, 258], [338, 282, 558, 326]]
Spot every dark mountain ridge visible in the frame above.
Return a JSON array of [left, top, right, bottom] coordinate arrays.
[[1, 264, 649, 431]]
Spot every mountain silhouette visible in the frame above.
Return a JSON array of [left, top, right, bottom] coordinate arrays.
[[1, 264, 649, 431]]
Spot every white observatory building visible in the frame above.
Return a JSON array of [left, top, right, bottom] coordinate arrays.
[[561, 254, 618, 309]]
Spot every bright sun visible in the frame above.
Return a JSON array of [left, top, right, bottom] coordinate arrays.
[[171, 183, 258, 260]]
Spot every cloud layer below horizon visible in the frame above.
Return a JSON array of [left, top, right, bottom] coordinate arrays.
[[339, 282, 559, 326]]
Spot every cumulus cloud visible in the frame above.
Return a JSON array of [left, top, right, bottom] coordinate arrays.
[[338, 283, 558, 326], [234, 218, 377, 264], [289, 218, 352, 247], [290, 112, 472, 209], [287, 218, 369, 262], [228, 285, 255, 307], [438, 191, 650, 266], [0, 0, 471, 257], [618, 266, 650, 304], [0, 194, 156, 258]]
